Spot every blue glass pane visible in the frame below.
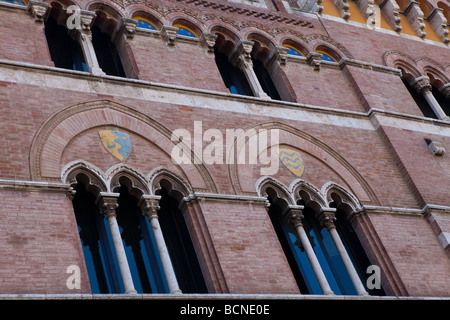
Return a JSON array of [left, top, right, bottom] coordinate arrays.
[[286, 47, 303, 56], [319, 53, 336, 62], [136, 19, 158, 31], [177, 27, 197, 38], [319, 228, 357, 295], [1, 0, 25, 5], [280, 216, 322, 294]]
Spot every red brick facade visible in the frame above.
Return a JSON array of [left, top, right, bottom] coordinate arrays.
[[0, 0, 449, 297]]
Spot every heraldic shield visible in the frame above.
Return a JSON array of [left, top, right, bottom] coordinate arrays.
[[99, 130, 132, 161], [277, 148, 305, 177]]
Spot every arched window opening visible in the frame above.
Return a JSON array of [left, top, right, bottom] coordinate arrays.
[[432, 85, 450, 115], [266, 194, 316, 294], [282, 44, 304, 57], [44, 13, 87, 72], [252, 58, 282, 100], [213, 34, 253, 96], [91, 13, 125, 77], [115, 184, 168, 294], [298, 203, 357, 295], [316, 49, 338, 62], [251, 41, 282, 100], [174, 24, 199, 38], [332, 204, 386, 296], [157, 186, 208, 293], [402, 78, 438, 119], [72, 180, 122, 294], [133, 16, 159, 31]]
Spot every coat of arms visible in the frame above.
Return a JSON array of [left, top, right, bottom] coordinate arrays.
[[99, 130, 132, 161]]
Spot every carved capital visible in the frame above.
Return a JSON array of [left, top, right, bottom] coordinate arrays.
[[138, 195, 162, 219], [201, 33, 218, 53], [161, 26, 179, 46], [412, 76, 432, 93], [27, 0, 49, 23], [230, 40, 255, 69], [112, 18, 138, 42], [439, 83, 450, 99], [306, 52, 323, 70], [268, 46, 289, 67], [96, 193, 119, 218], [316, 208, 337, 230], [66, 187, 76, 201], [283, 205, 305, 228]]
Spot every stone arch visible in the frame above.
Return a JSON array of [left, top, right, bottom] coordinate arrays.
[[129, 8, 164, 30], [322, 181, 362, 214], [290, 179, 328, 212], [304, 34, 354, 60], [148, 167, 193, 202], [30, 100, 217, 194], [106, 163, 150, 198], [256, 176, 295, 209], [62, 160, 108, 196], [229, 121, 379, 206]]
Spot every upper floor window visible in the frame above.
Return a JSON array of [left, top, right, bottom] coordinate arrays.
[[174, 24, 199, 38], [134, 17, 159, 31], [1, 0, 25, 4], [316, 50, 338, 62], [283, 44, 304, 57], [44, 14, 88, 72], [213, 36, 253, 96], [91, 24, 126, 77]]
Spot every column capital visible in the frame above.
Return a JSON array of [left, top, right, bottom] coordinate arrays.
[[27, 0, 49, 23], [316, 208, 337, 230], [161, 26, 179, 46], [201, 33, 218, 53], [229, 40, 255, 69], [138, 195, 162, 219], [439, 83, 450, 99], [112, 18, 138, 42], [412, 75, 432, 93], [96, 192, 120, 218], [283, 205, 305, 228]]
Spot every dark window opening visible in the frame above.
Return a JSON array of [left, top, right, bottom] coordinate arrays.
[[432, 85, 450, 116], [44, 16, 87, 72], [334, 207, 386, 296], [72, 182, 122, 294], [403, 79, 438, 119], [158, 187, 208, 293], [214, 47, 253, 96], [267, 200, 310, 294], [252, 58, 281, 100], [116, 185, 168, 294], [91, 25, 125, 77]]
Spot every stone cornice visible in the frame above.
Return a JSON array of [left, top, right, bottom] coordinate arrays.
[[1, 59, 450, 137]]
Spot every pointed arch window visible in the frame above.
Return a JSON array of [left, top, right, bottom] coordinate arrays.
[[72, 180, 122, 293], [332, 206, 386, 295], [157, 186, 208, 293], [115, 184, 168, 293]]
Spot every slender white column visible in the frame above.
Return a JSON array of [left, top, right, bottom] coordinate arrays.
[[285, 206, 334, 295], [70, 10, 105, 76], [413, 76, 449, 121], [96, 193, 137, 294], [318, 209, 368, 296], [229, 40, 270, 99], [139, 195, 182, 294]]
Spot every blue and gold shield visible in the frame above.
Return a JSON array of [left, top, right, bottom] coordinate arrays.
[[99, 130, 131, 161], [278, 148, 305, 177]]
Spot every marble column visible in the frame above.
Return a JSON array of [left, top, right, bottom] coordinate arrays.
[[96, 192, 137, 294], [317, 208, 368, 296], [139, 195, 182, 294], [285, 205, 334, 295]]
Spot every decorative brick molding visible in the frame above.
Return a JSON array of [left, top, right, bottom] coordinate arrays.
[[30, 100, 217, 193]]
